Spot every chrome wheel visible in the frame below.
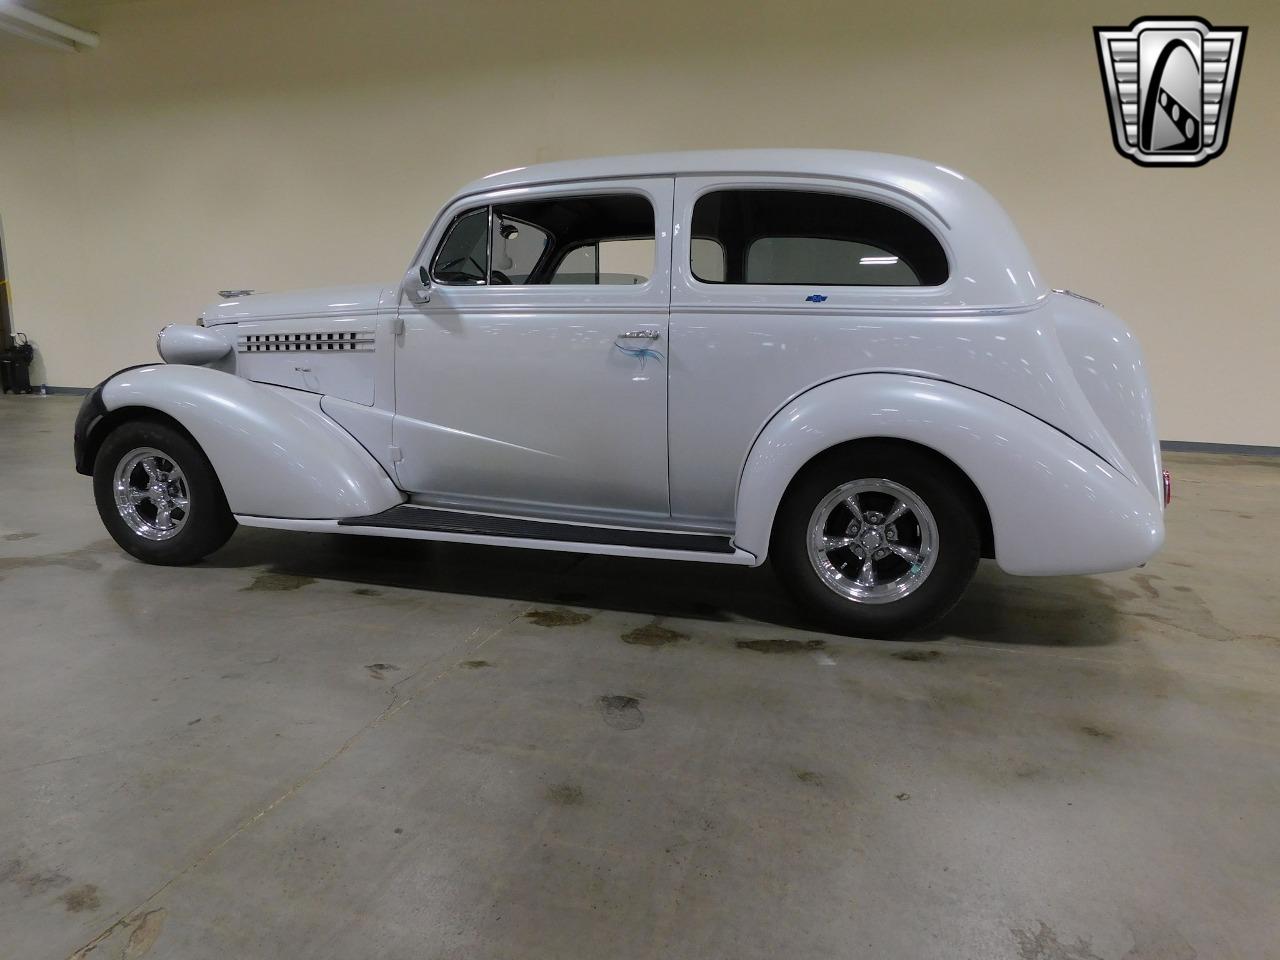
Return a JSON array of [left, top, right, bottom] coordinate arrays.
[[806, 478, 938, 605], [113, 447, 191, 541]]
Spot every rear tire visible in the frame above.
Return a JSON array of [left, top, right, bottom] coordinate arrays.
[[772, 442, 980, 638], [93, 419, 236, 565]]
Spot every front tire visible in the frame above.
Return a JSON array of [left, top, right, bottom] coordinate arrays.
[[93, 419, 236, 565], [772, 443, 980, 638]]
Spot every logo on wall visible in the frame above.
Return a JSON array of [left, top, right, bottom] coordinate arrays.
[[1094, 16, 1246, 167]]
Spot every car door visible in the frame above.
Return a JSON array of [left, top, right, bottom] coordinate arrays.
[[393, 177, 674, 523]]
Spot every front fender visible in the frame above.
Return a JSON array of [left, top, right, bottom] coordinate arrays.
[[734, 374, 1163, 576], [95, 365, 404, 519]]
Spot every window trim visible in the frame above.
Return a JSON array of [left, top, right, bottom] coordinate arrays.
[[681, 181, 953, 292]]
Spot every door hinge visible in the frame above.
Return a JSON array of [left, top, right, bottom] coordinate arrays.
[[388, 445, 403, 463], [392, 316, 405, 337]]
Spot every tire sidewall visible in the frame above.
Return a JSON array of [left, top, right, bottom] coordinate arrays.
[[93, 419, 235, 565], [773, 444, 980, 638]]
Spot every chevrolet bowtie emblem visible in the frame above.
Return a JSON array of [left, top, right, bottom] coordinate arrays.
[[1094, 16, 1247, 167]]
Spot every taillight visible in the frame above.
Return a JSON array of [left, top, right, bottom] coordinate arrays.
[[1163, 470, 1172, 507]]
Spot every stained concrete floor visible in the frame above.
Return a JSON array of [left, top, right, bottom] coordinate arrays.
[[0, 395, 1277, 960]]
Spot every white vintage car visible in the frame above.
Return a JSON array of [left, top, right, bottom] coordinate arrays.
[[74, 150, 1167, 636]]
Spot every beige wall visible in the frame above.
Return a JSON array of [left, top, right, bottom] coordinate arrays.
[[1, 0, 1276, 444]]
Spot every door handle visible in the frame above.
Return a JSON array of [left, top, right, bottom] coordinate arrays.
[[617, 329, 660, 340]]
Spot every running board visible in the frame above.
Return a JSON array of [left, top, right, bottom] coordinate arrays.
[[235, 513, 757, 566], [338, 505, 736, 553]]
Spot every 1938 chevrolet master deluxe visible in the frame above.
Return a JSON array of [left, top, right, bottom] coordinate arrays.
[[74, 151, 1167, 636]]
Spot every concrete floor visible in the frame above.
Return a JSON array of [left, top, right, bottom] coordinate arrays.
[[1, 396, 1277, 960]]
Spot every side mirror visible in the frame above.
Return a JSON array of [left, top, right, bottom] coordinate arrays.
[[404, 265, 432, 304]]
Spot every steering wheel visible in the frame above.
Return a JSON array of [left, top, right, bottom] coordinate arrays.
[[490, 270, 512, 285]]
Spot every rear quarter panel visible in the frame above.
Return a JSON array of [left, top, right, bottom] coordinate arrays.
[[733, 374, 1164, 575], [1048, 294, 1163, 503]]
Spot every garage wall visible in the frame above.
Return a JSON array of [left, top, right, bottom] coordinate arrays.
[[0, 0, 1276, 445]]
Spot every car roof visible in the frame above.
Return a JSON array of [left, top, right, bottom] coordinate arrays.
[[460, 150, 960, 220], [447, 150, 1045, 309]]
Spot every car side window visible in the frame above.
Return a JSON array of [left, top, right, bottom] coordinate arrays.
[[504, 194, 654, 286], [432, 194, 657, 286], [552, 238, 654, 285], [432, 208, 490, 285], [690, 189, 947, 286]]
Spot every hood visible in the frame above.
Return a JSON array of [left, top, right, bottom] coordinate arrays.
[[199, 283, 391, 326]]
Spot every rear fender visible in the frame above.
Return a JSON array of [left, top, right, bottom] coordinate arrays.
[[734, 374, 1163, 575], [94, 365, 403, 519]]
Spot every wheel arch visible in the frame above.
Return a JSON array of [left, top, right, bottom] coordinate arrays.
[[79, 405, 202, 478], [768, 437, 995, 560]]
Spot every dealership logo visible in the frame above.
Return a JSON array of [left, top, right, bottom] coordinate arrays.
[[1095, 16, 1247, 166]]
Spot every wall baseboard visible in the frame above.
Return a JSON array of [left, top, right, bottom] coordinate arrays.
[[1161, 440, 1280, 457], [1, 386, 90, 396]]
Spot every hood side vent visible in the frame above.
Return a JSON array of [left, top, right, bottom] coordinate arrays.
[[237, 331, 375, 353]]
